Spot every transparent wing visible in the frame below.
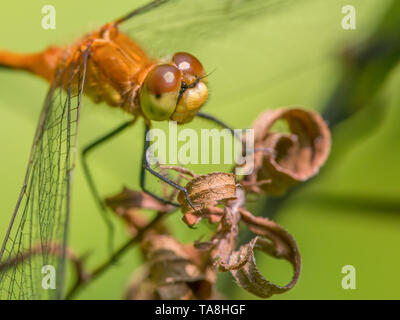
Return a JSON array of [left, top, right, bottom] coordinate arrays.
[[118, 0, 291, 57], [0, 48, 89, 300]]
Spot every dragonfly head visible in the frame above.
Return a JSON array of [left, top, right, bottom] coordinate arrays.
[[140, 52, 208, 124]]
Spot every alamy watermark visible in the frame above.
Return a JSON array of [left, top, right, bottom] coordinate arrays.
[[146, 121, 255, 175], [41, 265, 56, 290], [341, 5, 356, 30], [41, 5, 56, 30], [341, 265, 356, 290]]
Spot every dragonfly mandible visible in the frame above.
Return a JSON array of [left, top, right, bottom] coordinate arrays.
[[0, 0, 274, 299]]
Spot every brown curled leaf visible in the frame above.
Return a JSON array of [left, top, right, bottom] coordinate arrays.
[[239, 208, 301, 295], [105, 187, 171, 237], [126, 234, 216, 300], [210, 201, 243, 267], [182, 206, 225, 227], [239, 208, 300, 263], [241, 107, 331, 195], [209, 189, 300, 299], [105, 187, 175, 213], [177, 172, 237, 219], [221, 208, 301, 298], [227, 236, 300, 298]]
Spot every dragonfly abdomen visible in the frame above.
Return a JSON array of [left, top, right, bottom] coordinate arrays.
[[0, 46, 63, 82]]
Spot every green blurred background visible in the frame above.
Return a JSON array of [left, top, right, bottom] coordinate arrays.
[[0, 0, 399, 299]]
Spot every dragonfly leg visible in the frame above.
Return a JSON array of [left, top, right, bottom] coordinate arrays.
[[82, 119, 135, 252], [197, 111, 242, 141], [196, 111, 248, 174], [140, 124, 196, 210]]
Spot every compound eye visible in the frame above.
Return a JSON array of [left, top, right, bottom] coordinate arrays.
[[146, 64, 181, 96], [173, 52, 205, 78], [141, 64, 182, 121]]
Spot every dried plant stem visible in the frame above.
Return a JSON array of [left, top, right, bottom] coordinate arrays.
[[65, 211, 167, 300], [0, 242, 87, 281]]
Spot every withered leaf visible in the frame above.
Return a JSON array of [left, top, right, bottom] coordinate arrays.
[[182, 206, 225, 227], [207, 189, 301, 299], [229, 208, 301, 298], [241, 108, 331, 195], [178, 172, 237, 222], [126, 234, 215, 300], [105, 187, 171, 237], [105, 187, 175, 213]]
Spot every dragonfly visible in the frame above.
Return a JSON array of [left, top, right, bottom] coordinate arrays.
[[0, 0, 285, 299]]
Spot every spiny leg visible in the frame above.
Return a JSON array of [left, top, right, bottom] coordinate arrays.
[[196, 111, 250, 175], [197, 111, 241, 141], [81, 119, 135, 252], [197, 113, 269, 160], [140, 124, 196, 209]]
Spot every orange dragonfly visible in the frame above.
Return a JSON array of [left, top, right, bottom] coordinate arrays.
[[0, 0, 271, 299]]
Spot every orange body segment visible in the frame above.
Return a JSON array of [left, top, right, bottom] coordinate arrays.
[[0, 47, 63, 82]]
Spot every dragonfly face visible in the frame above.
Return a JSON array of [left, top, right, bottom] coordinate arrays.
[[140, 52, 208, 124]]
